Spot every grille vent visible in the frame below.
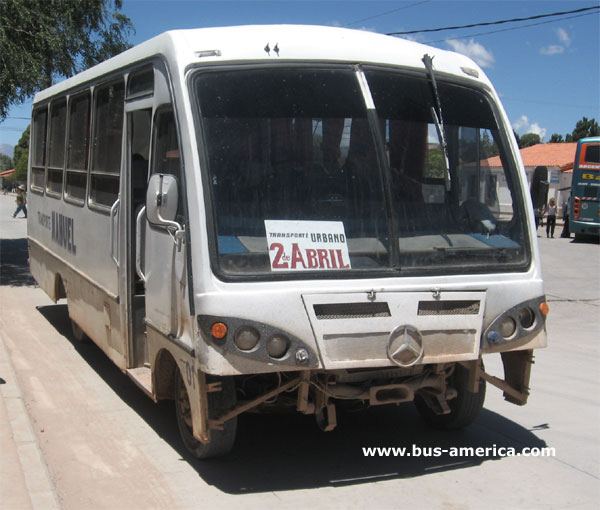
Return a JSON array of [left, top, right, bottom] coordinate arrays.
[[314, 302, 391, 320], [418, 300, 480, 316]]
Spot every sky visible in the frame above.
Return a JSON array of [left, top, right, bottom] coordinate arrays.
[[1, 0, 599, 151]]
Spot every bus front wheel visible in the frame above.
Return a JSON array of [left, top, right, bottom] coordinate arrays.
[[414, 363, 486, 429], [174, 369, 237, 459]]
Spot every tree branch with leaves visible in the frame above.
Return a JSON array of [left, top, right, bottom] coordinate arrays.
[[0, 0, 134, 119]]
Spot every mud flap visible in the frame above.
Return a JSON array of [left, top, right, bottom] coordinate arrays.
[[501, 349, 533, 405]]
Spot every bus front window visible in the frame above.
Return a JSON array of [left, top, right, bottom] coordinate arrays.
[[195, 69, 390, 275], [194, 68, 529, 278]]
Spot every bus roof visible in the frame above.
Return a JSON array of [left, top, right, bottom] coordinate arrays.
[[33, 24, 491, 104], [577, 136, 600, 144]]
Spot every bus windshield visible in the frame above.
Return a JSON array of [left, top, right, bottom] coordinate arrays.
[[194, 67, 529, 278]]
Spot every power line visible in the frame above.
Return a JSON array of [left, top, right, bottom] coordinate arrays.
[[424, 11, 599, 44], [386, 5, 599, 35], [343, 0, 431, 27]]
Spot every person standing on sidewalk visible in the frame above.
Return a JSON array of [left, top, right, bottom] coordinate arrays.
[[12, 185, 27, 218], [545, 197, 557, 238]]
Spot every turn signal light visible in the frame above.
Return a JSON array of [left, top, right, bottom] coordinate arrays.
[[539, 301, 549, 316], [211, 322, 228, 339]]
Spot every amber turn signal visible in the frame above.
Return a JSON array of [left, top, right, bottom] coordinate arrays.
[[539, 302, 549, 316], [211, 322, 228, 339]]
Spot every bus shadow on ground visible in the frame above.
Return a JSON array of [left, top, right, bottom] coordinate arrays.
[[0, 238, 36, 287], [37, 302, 548, 495]]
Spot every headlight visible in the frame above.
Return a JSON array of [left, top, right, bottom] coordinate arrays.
[[518, 307, 535, 329], [482, 296, 547, 349], [234, 326, 260, 351], [499, 316, 517, 339], [267, 334, 290, 358]]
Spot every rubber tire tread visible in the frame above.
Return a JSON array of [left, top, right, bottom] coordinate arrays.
[[415, 363, 486, 430], [175, 371, 237, 459]]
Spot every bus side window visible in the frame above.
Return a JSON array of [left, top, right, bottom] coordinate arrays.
[[65, 92, 91, 203], [152, 108, 183, 217], [31, 107, 48, 192], [90, 79, 125, 208], [47, 98, 67, 198]]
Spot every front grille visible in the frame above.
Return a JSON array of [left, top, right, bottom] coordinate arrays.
[[314, 302, 391, 320], [418, 300, 480, 316]]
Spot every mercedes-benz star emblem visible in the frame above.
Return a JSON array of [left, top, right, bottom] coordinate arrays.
[[387, 325, 424, 367]]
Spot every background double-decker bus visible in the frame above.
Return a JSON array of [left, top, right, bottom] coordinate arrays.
[[569, 137, 600, 239]]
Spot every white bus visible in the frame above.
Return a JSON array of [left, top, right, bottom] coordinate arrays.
[[28, 25, 548, 458]]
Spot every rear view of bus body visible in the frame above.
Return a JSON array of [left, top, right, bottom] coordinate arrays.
[[570, 136, 600, 239], [27, 25, 548, 458]]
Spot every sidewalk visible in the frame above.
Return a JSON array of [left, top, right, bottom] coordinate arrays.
[[0, 330, 61, 509], [1, 192, 61, 509]]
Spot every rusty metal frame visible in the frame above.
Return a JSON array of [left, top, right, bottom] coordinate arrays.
[[209, 376, 301, 429]]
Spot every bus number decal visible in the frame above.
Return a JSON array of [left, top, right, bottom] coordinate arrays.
[[181, 359, 195, 389], [581, 173, 600, 180]]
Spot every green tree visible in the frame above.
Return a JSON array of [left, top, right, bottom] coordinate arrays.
[[571, 117, 600, 141], [520, 133, 541, 148], [0, 153, 12, 171], [549, 133, 564, 143], [13, 126, 30, 183], [0, 0, 134, 119]]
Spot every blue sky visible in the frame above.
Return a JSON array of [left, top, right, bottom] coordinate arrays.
[[1, 0, 598, 150]]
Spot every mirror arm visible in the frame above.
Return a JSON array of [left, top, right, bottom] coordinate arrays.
[[157, 204, 185, 251]]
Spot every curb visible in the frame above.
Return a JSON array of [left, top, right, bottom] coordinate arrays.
[[0, 329, 61, 510]]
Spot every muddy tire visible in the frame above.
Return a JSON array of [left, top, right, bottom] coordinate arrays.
[[415, 363, 485, 430], [175, 369, 237, 459]]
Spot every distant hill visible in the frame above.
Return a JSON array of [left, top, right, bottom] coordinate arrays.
[[0, 143, 14, 158]]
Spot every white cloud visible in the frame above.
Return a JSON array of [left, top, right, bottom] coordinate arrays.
[[446, 39, 495, 68], [555, 27, 571, 46], [540, 45, 565, 56], [540, 28, 571, 56], [512, 115, 547, 140]]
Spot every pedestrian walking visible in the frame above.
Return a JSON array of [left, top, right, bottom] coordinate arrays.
[[12, 185, 27, 218], [545, 198, 557, 238], [534, 206, 544, 231]]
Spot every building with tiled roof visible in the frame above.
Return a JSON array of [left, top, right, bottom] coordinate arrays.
[[485, 142, 577, 217]]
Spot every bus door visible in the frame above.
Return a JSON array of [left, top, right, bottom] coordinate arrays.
[[123, 64, 187, 375], [125, 106, 152, 367], [141, 107, 185, 343]]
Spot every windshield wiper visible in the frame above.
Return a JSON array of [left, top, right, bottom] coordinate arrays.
[[422, 54, 451, 192]]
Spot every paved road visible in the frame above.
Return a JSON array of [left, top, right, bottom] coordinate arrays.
[[1, 192, 599, 509]]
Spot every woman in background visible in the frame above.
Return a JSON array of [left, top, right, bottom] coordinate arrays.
[[545, 198, 557, 238]]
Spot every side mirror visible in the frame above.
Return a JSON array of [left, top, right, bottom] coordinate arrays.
[[530, 165, 549, 210], [147, 173, 179, 225]]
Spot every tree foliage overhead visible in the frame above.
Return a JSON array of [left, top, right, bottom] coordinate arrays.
[[0, 0, 133, 119]]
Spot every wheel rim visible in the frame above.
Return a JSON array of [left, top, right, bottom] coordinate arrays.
[[176, 374, 194, 430]]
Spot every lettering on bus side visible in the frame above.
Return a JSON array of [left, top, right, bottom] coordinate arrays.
[[51, 211, 77, 255]]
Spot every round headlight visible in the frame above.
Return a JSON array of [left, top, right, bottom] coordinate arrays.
[[267, 334, 290, 358], [499, 316, 517, 339], [234, 326, 260, 351], [518, 307, 535, 329]]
